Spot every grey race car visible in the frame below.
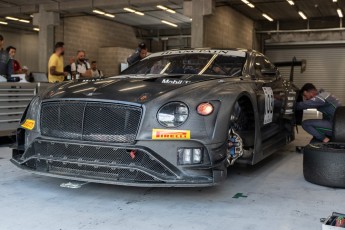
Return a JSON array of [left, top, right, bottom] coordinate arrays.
[[11, 49, 298, 187]]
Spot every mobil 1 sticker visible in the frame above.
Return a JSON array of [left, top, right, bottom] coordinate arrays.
[[160, 79, 191, 85], [262, 87, 274, 125]]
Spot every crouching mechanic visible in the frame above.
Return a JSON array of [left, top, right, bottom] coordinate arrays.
[[297, 83, 341, 143]]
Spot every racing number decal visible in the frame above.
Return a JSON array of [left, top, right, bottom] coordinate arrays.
[[262, 87, 274, 124]]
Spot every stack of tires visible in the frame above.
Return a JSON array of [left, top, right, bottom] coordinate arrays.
[[303, 106, 345, 188]]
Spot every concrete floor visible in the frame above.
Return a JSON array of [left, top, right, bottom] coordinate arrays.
[[0, 128, 344, 230]]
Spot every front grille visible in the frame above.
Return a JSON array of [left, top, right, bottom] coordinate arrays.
[[40, 101, 142, 143], [22, 140, 176, 183]]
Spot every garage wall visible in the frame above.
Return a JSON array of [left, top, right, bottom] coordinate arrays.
[[98, 47, 133, 76], [0, 31, 39, 72], [55, 16, 140, 69], [203, 6, 254, 49], [264, 31, 345, 44], [266, 47, 345, 104]]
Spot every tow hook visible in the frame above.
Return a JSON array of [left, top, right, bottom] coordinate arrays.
[[60, 181, 89, 189]]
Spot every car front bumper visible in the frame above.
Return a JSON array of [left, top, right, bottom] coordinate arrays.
[[11, 138, 227, 187]]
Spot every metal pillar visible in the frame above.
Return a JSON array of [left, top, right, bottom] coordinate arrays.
[[33, 5, 60, 72]]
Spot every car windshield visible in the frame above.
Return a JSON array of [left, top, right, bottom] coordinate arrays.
[[121, 52, 246, 77]]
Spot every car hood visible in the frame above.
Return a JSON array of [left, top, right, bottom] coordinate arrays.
[[42, 75, 224, 104]]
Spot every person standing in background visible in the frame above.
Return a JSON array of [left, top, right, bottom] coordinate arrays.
[[6, 46, 26, 74], [0, 35, 13, 81], [71, 50, 91, 79], [127, 42, 148, 66], [90, 61, 103, 78], [64, 57, 75, 80], [48, 42, 68, 83]]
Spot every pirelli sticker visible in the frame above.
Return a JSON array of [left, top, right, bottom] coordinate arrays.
[[152, 129, 191, 140], [21, 119, 35, 130]]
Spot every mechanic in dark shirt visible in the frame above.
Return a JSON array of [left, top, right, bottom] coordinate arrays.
[[127, 42, 148, 66], [296, 83, 341, 143], [0, 35, 13, 81], [6, 46, 24, 74]]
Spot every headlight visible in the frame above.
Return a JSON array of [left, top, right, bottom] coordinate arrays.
[[157, 102, 189, 127]]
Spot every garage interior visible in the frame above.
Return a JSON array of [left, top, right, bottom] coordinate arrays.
[[1, 0, 345, 229]]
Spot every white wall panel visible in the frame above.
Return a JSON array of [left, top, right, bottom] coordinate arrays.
[[1, 31, 39, 72], [266, 47, 345, 104]]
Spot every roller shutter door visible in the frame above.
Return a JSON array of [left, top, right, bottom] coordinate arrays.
[[265, 47, 345, 104]]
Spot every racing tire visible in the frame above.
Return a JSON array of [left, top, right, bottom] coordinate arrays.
[[332, 106, 345, 142], [303, 142, 345, 188]]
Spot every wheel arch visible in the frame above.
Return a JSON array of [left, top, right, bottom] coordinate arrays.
[[225, 92, 261, 163]]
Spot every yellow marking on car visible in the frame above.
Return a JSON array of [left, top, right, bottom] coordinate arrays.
[[21, 119, 35, 130], [152, 129, 191, 140]]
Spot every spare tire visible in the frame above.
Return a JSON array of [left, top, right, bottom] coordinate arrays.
[[333, 106, 345, 142], [303, 143, 345, 188]]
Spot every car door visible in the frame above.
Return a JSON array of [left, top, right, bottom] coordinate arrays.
[[252, 54, 286, 140]]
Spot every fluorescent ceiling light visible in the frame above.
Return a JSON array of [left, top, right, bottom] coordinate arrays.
[[333, 0, 337, 2], [124, 7, 144, 15], [134, 11, 144, 16], [161, 20, 178, 27], [241, 0, 255, 8], [262, 13, 273, 21], [287, 0, 294, 5], [0, 21, 8, 25], [337, 8, 343, 18], [298, 11, 307, 20], [166, 9, 176, 14], [19, 19, 30, 23], [157, 5, 176, 14], [93, 10, 105, 15], [33, 28, 39, 31], [6, 16, 19, 21], [124, 7, 136, 13], [157, 5, 167, 10], [104, 13, 115, 18]]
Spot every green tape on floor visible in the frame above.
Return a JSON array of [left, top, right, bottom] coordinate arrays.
[[232, 193, 248, 199]]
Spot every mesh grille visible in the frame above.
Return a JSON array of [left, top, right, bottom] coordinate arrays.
[[24, 140, 175, 182], [48, 162, 158, 182], [40, 101, 142, 143]]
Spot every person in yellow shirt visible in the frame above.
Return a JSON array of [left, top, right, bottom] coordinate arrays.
[[48, 42, 67, 83]]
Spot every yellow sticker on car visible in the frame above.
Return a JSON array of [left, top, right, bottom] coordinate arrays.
[[152, 129, 191, 140], [21, 119, 35, 130]]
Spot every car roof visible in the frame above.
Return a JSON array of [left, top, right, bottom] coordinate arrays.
[[146, 48, 249, 59]]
